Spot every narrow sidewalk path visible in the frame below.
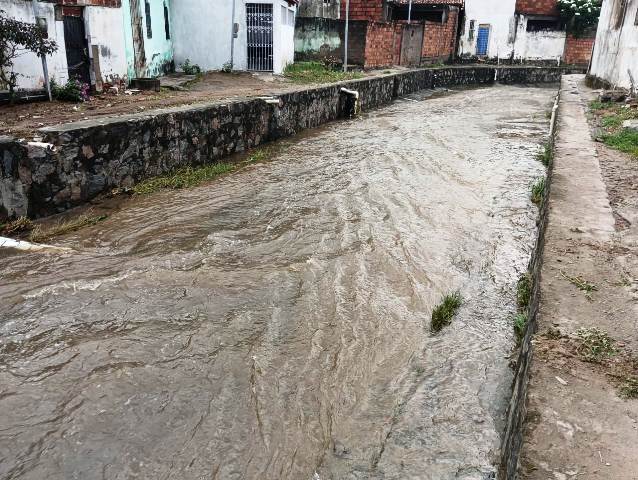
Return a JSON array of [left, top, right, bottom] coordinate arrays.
[[520, 75, 638, 479]]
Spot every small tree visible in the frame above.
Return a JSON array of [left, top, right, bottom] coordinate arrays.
[[0, 10, 58, 100], [557, 0, 602, 36]]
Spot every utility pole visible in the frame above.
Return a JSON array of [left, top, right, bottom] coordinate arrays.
[[31, 2, 52, 101], [229, 0, 237, 70], [343, 0, 350, 72]]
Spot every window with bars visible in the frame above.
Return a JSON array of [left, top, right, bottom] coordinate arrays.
[[145, 0, 152, 38], [246, 3, 273, 71]]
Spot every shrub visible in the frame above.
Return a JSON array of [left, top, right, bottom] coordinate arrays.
[[181, 58, 201, 75], [51, 77, 89, 102]]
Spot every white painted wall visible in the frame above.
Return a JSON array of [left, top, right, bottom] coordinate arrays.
[[1, 0, 68, 90], [458, 0, 516, 59], [512, 15, 566, 62], [172, 0, 295, 74], [84, 6, 128, 84], [590, 0, 638, 89]]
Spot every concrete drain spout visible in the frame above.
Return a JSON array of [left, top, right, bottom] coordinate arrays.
[[340, 87, 360, 117]]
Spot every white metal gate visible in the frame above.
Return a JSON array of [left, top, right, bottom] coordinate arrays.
[[246, 3, 274, 71]]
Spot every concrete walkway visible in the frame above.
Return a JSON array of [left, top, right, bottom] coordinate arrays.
[[520, 75, 638, 478]]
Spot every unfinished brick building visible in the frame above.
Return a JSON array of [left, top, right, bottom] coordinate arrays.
[[295, 0, 463, 68]]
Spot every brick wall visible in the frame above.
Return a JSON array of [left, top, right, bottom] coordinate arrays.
[[58, 0, 122, 7], [363, 21, 402, 67], [563, 35, 594, 66], [515, 0, 559, 16], [421, 9, 458, 61], [340, 0, 384, 21]]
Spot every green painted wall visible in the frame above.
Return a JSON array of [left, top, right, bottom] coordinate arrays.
[[122, 0, 174, 79]]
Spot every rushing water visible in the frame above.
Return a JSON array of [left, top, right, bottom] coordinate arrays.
[[0, 85, 554, 480]]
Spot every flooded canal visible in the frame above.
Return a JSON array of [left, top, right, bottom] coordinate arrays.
[[0, 85, 554, 480]]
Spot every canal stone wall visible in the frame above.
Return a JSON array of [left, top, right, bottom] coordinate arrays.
[[0, 66, 582, 219], [498, 88, 560, 479]]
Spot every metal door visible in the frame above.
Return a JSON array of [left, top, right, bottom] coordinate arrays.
[[476, 25, 490, 56], [246, 3, 273, 72], [129, 0, 147, 77], [400, 24, 424, 66], [63, 9, 90, 84]]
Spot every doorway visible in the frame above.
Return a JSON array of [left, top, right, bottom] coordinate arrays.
[[476, 24, 490, 56], [400, 24, 424, 66], [246, 3, 274, 71], [62, 7, 90, 84]]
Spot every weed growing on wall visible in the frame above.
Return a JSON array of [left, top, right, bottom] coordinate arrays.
[[531, 178, 546, 205]]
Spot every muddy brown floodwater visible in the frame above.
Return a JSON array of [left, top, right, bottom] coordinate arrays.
[[0, 85, 555, 480]]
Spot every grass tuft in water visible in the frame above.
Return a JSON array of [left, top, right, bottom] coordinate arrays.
[[513, 313, 528, 344], [531, 177, 546, 205], [29, 212, 107, 243], [133, 163, 235, 195], [575, 327, 616, 363], [430, 291, 462, 333]]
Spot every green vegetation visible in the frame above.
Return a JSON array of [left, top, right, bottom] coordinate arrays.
[[430, 291, 462, 333], [531, 177, 546, 205], [180, 58, 201, 75], [516, 273, 532, 312], [560, 270, 597, 300], [575, 327, 616, 363], [619, 376, 638, 399], [133, 146, 277, 195], [513, 313, 528, 343], [601, 130, 638, 157], [589, 100, 606, 111], [283, 61, 362, 84], [133, 163, 235, 195], [590, 100, 638, 158], [537, 142, 553, 167], [29, 212, 107, 243]]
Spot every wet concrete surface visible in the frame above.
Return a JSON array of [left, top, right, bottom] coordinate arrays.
[[0, 85, 555, 480]]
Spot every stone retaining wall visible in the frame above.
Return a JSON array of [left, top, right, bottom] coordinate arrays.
[[1, 66, 581, 219]]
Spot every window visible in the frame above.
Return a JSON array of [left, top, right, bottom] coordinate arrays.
[[145, 0, 152, 38], [391, 5, 444, 22], [164, 2, 170, 39], [468, 19, 475, 40], [526, 17, 564, 32]]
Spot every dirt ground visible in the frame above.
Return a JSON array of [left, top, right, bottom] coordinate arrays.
[[520, 76, 638, 479], [0, 72, 302, 138], [0, 69, 397, 139], [0, 67, 405, 140]]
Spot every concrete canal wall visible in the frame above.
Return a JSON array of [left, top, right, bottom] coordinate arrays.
[[498, 86, 560, 479], [0, 65, 581, 219]]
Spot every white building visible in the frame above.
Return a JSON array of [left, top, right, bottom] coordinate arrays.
[[458, 0, 586, 64], [589, 0, 638, 90], [1, 0, 127, 91], [172, 0, 297, 74], [458, 0, 517, 59]]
